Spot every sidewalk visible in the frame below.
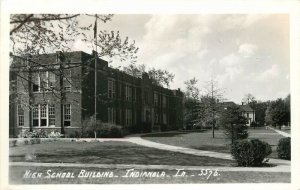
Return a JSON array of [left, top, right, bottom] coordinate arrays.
[[266, 126, 291, 137]]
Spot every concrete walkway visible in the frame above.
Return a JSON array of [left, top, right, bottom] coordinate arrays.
[[9, 162, 290, 173], [124, 136, 290, 166], [267, 126, 291, 137]]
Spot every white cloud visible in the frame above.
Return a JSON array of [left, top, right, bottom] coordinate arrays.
[[219, 53, 241, 66], [257, 64, 280, 80], [238, 43, 257, 58]]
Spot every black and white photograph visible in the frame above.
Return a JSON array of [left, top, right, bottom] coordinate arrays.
[[1, 0, 300, 189]]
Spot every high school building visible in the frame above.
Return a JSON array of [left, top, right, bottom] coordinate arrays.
[[9, 51, 184, 137]]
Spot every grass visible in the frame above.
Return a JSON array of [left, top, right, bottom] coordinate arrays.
[[10, 141, 235, 166], [142, 128, 286, 159], [9, 166, 290, 184]]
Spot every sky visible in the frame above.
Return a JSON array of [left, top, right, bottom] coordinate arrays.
[[72, 14, 290, 104]]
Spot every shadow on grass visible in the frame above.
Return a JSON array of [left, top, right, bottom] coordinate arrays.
[[9, 141, 236, 167]]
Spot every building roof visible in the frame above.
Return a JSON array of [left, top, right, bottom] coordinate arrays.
[[240, 104, 254, 112]]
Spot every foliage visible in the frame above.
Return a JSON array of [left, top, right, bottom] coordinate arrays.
[[248, 100, 268, 126], [47, 131, 62, 138], [231, 139, 272, 166], [184, 77, 200, 100], [82, 115, 103, 138], [23, 129, 48, 138], [219, 104, 248, 144], [242, 93, 256, 105], [123, 63, 174, 88], [250, 121, 259, 128], [277, 137, 291, 160], [93, 123, 126, 138], [265, 96, 290, 128]]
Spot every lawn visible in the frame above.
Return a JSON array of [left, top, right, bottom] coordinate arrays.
[[10, 166, 290, 184], [142, 128, 286, 159], [10, 141, 235, 166]]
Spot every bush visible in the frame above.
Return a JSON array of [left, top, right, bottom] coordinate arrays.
[[23, 129, 48, 138], [231, 139, 272, 166], [98, 123, 125, 138], [47, 130, 62, 138], [277, 137, 291, 160], [250, 121, 259, 128]]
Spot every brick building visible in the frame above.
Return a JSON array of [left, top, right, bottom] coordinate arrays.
[[9, 51, 183, 137]]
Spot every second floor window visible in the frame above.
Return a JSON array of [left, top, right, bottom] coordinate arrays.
[[108, 80, 115, 98], [154, 92, 158, 106], [32, 71, 57, 92], [126, 85, 132, 101], [63, 70, 71, 92]]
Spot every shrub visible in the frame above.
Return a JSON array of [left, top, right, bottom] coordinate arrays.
[[250, 121, 259, 128], [47, 130, 62, 138], [277, 137, 291, 160], [141, 122, 152, 133], [231, 139, 272, 166], [98, 123, 125, 138]]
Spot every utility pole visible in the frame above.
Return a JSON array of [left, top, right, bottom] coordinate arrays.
[[211, 80, 215, 138], [94, 15, 98, 124]]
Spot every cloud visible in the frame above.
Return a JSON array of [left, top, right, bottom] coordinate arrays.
[[238, 43, 257, 58], [219, 53, 241, 66], [257, 64, 280, 80]]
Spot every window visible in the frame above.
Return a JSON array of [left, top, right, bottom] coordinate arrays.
[[32, 105, 39, 127], [40, 104, 47, 126], [48, 72, 56, 88], [31, 104, 56, 127], [108, 107, 116, 124], [48, 105, 55, 126], [125, 109, 132, 126], [40, 72, 48, 91], [118, 109, 122, 124], [155, 112, 159, 123], [108, 80, 115, 98], [163, 96, 167, 108], [163, 113, 167, 124], [247, 113, 249, 118], [63, 70, 71, 91], [126, 85, 132, 101], [154, 92, 158, 106], [64, 104, 71, 126], [118, 83, 122, 98], [17, 105, 24, 126], [32, 73, 39, 92], [132, 87, 136, 102]]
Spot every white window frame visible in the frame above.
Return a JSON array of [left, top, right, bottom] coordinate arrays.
[[17, 105, 24, 127], [48, 105, 55, 126], [64, 70, 72, 92], [32, 104, 40, 127], [63, 104, 71, 127], [32, 72, 40, 92], [40, 104, 48, 127], [48, 71, 56, 89]]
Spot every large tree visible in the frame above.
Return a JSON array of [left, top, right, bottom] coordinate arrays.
[[219, 104, 248, 144], [201, 79, 225, 138], [265, 96, 290, 129]]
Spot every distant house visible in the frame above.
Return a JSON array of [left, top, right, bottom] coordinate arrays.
[[240, 104, 255, 126], [220, 101, 255, 126]]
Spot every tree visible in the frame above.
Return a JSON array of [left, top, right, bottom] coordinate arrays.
[[202, 79, 225, 138], [10, 14, 139, 135], [123, 63, 174, 88], [265, 96, 290, 129], [219, 104, 248, 144], [248, 100, 269, 126], [183, 78, 201, 129], [242, 93, 256, 105]]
